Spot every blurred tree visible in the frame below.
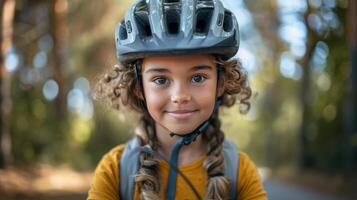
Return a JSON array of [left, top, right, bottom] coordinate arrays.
[[1, 0, 135, 169], [9, 0, 71, 164], [299, 4, 317, 168], [305, 0, 351, 172], [50, 0, 68, 119], [0, 0, 16, 169], [245, 0, 355, 174], [343, 0, 357, 172]]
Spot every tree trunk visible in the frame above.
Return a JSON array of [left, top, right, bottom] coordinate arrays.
[[51, 0, 68, 119], [343, 0, 357, 172], [0, 0, 16, 169], [299, 5, 317, 169]]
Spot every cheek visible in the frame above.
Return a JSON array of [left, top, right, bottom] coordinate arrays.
[[193, 83, 217, 110], [143, 85, 167, 114]]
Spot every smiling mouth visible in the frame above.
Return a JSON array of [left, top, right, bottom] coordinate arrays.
[[166, 110, 198, 119]]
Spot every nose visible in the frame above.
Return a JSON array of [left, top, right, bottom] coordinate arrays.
[[171, 84, 191, 104]]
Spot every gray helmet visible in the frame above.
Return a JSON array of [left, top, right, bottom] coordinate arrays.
[[115, 0, 239, 64]]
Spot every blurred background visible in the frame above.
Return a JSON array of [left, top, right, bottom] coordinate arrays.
[[0, 0, 356, 199]]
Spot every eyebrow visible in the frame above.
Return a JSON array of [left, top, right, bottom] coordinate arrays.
[[144, 65, 213, 74], [191, 65, 213, 71]]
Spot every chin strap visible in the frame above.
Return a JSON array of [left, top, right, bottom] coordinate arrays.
[[165, 65, 222, 200], [135, 62, 223, 200], [165, 96, 221, 200]]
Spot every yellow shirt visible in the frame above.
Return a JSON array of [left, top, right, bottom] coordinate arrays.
[[87, 144, 267, 200]]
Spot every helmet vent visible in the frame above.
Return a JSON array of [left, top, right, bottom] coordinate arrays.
[[119, 22, 128, 40], [195, 8, 213, 35], [165, 9, 180, 34], [134, 1, 152, 38], [223, 11, 233, 32], [135, 12, 152, 37]]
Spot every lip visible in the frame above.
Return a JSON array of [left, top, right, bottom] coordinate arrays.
[[166, 110, 197, 120]]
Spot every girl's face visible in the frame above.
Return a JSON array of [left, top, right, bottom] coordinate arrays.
[[141, 55, 222, 135]]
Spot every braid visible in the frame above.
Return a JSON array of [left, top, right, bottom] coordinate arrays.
[[203, 110, 231, 200], [134, 114, 162, 200]]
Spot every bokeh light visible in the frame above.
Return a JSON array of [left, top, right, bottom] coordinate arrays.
[[33, 51, 48, 69], [43, 79, 59, 101], [5, 47, 20, 73], [67, 77, 93, 119], [279, 52, 303, 80]]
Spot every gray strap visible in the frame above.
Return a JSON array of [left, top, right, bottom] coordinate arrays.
[[119, 138, 140, 200], [165, 137, 184, 200], [223, 139, 240, 200]]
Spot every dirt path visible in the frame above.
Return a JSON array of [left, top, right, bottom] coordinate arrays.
[[0, 193, 87, 200], [264, 178, 349, 200], [1, 165, 356, 200], [0, 165, 92, 200]]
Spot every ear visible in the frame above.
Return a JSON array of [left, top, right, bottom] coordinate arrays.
[[134, 83, 145, 100], [217, 74, 225, 97]]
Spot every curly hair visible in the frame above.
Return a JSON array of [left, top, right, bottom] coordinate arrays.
[[93, 57, 252, 199]]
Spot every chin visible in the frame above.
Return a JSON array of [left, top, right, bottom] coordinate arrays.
[[167, 126, 197, 135]]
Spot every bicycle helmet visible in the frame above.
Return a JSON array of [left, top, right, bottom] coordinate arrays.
[[115, 0, 240, 64]]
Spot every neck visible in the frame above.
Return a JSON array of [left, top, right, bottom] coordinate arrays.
[[155, 123, 207, 166]]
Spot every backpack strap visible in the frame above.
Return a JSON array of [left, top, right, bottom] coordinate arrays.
[[223, 139, 240, 200], [119, 137, 140, 200], [119, 138, 240, 200]]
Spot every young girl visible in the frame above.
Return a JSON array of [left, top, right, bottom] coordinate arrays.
[[88, 0, 267, 199]]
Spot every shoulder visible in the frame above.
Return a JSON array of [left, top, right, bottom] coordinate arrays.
[[237, 152, 267, 200], [104, 144, 126, 162], [87, 143, 126, 200], [92, 143, 126, 182], [238, 152, 256, 170], [237, 152, 261, 182], [222, 140, 259, 176], [94, 143, 127, 182], [97, 144, 126, 170]]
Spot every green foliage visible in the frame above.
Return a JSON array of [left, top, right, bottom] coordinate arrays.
[[84, 103, 133, 168], [7, 0, 135, 170], [10, 79, 71, 164]]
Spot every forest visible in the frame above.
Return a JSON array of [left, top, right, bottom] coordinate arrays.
[[0, 0, 356, 199]]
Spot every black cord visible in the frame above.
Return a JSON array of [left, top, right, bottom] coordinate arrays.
[[135, 146, 203, 200]]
